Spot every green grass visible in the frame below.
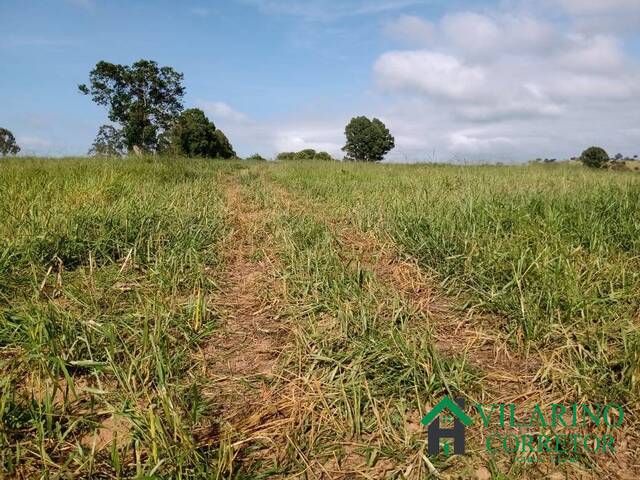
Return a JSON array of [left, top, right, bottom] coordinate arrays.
[[2, 157, 639, 478], [269, 162, 640, 404], [0, 157, 237, 478]]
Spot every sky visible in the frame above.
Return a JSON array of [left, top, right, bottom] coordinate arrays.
[[1, 0, 639, 162]]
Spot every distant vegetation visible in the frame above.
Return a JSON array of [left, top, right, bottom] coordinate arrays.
[[580, 146, 610, 169], [79, 59, 235, 159], [167, 108, 235, 159], [245, 153, 267, 161], [2, 58, 634, 170], [0, 127, 20, 156], [276, 149, 334, 161], [88, 124, 125, 157]]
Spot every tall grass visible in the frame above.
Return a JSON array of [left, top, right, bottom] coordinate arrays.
[[0, 157, 235, 478], [270, 162, 640, 403], [2, 157, 639, 478], [231, 174, 476, 477]]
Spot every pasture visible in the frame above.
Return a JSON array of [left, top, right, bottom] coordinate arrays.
[[1, 158, 639, 479]]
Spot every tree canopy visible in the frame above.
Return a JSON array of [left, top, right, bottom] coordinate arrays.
[[580, 146, 609, 169], [169, 108, 236, 158], [342, 116, 394, 162], [79, 59, 185, 153], [0, 128, 20, 156]]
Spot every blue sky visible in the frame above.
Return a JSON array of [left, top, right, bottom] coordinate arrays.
[[1, 0, 639, 161]]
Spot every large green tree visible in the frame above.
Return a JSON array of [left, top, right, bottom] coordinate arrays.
[[0, 128, 20, 156], [342, 116, 394, 162], [169, 108, 236, 158], [79, 59, 185, 153]]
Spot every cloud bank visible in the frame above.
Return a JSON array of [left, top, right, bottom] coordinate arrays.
[[218, 1, 640, 162]]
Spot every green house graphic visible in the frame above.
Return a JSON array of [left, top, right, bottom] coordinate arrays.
[[422, 397, 473, 456], [421, 397, 474, 427]]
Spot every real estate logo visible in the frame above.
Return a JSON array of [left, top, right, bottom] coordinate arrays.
[[421, 397, 624, 463], [421, 397, 473, 455]]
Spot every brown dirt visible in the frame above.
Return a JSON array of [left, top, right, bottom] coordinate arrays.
[[80, 414, 131, 452], [202, 178, 288, 427]]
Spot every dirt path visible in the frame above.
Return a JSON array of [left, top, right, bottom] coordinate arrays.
[[197, 170, 633, 479], [335, 227, 550, 406], [267, 180, 548, 406], [202, 174, 287, 435]]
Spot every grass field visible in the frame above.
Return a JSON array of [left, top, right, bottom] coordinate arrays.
[[1, 158, 639, 479]]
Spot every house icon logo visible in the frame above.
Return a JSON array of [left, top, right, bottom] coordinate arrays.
[[421, 397, 473, 456]]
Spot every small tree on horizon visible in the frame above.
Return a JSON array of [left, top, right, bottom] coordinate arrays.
[[342, 116, 394, 162], [0, 128, 20, 156], [580, 146, 609, 169], [89, 125, 125, 157]]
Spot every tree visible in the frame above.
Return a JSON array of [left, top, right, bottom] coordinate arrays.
[[169, 108, 235, 158], [0, 128, 20, 156], [88, 125, 125, 157], [295, 149, 316, 160], [246, 153, 267, 161], [213, 129, 236, 159], [315, 151, 333, 161], [276, 152, 295, 161], [580, 146, 609, 169], [342, 116, 394, 162], [79, 59, 185, 153]]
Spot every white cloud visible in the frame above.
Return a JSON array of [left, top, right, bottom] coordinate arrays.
[[448, 130, 516, 155], [198, 101, 249, 123], [550, 0, 640, 32], [557, 34, 624, 72], [375, 51, 485, 99], [441, 12, 501, 57], [195, 100, 347, 158], [273, 125, 344, 153], [371, 7, 640, 160]]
